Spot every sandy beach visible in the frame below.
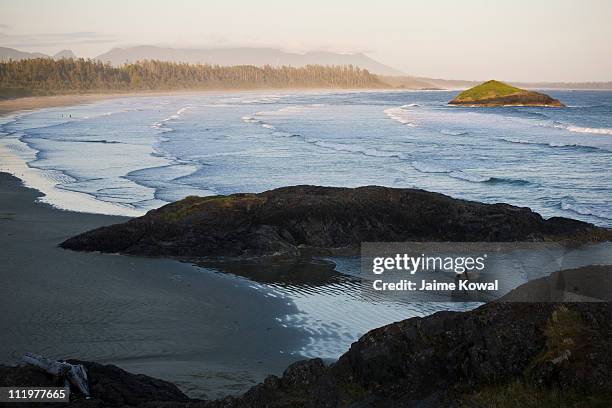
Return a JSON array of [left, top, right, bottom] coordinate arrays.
[[0, 88, 400, 116], [0, 94, 126, 116], [0, 172, 306, 399], [0, 91, 233, 116]]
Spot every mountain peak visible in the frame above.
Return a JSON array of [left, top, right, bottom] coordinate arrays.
[[53, 49, 76, 59], [0, 47, 48, 61]]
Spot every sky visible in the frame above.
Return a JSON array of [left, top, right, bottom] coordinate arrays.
[[0, 0, 611, 82]]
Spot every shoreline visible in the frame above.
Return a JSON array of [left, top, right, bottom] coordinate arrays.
[[0, 93, 129, 117], [0, 142, 145, 216], [0, 171, 306, 399], [0, 88, 403, 117], [0, 88, 404, 118], [0, 90, 216, 216], [0, 91, 243, 116]]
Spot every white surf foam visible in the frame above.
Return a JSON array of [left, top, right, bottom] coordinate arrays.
[[314, 141, 400, 158], [0, 139, 144, 216], [561, 201, 612, 220], [384, 107, 417, 127], [500, 137, 605, 151], [238, 94, 284, 104], [252, 104, 324, 117], [564, 125, 612, 135], [449, 171, 491, 183], [411, 161, 450, 174], [241, 115, 260, 123], [243, 104, 325, 133], [549, 122, 612, 135], [440, 129, 470, 136], [151, 106, 193, 131]]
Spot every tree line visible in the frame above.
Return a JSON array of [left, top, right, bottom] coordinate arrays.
[[0, 58, 388, 95]]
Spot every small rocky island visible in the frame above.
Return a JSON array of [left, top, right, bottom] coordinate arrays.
[[60, 185, 609, 258], [449, 80, 565, 107]]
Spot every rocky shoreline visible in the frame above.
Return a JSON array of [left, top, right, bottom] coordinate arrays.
[[3, 265, 611, 407], [60, 185, 610, 260]]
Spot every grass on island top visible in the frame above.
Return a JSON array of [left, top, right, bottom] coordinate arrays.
[[455, 80, 523, 101]]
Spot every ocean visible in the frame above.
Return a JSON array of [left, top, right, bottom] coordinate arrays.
[[1, 90, 610, 226], [1, 89, 611, 359]]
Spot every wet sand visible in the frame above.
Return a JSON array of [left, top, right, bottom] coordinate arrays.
[[0, 89, 360, 116], [0, 91, 227, 116], [0, 94, 126, 116], [0, 172, 306, 399]]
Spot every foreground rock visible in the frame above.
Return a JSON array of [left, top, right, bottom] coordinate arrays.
[[211, 266, 612, 408], [449, 80, 565, 107], [3, 266, 611, 407], [0, 360, 189, 407], [60, 185, 608, 258]]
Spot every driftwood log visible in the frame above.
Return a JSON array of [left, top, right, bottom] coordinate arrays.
[[22, 353, 90, 398]]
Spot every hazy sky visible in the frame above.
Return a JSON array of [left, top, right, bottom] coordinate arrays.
[[1, 0, 610, 82]]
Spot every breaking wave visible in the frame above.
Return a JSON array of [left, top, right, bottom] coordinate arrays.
[[552, 123, 612, 135], [559, 200, 612, 221], [440, 129, 470, 136], [384, 107, 417, 126], [151, 106, 193, 133], [500, 138, 605, 152], [411, 161, 531, 185]]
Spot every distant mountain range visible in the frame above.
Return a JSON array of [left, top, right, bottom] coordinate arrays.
[[0, 45, 404, 76], [0, 46, 48, 61], [0, 47, 76, 61], [94, 46, 405, 76]]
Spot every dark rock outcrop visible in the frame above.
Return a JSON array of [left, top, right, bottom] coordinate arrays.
[[208, 267, 612, 408], [0, 360, 189, 407], [60, 185, 609, 258]]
